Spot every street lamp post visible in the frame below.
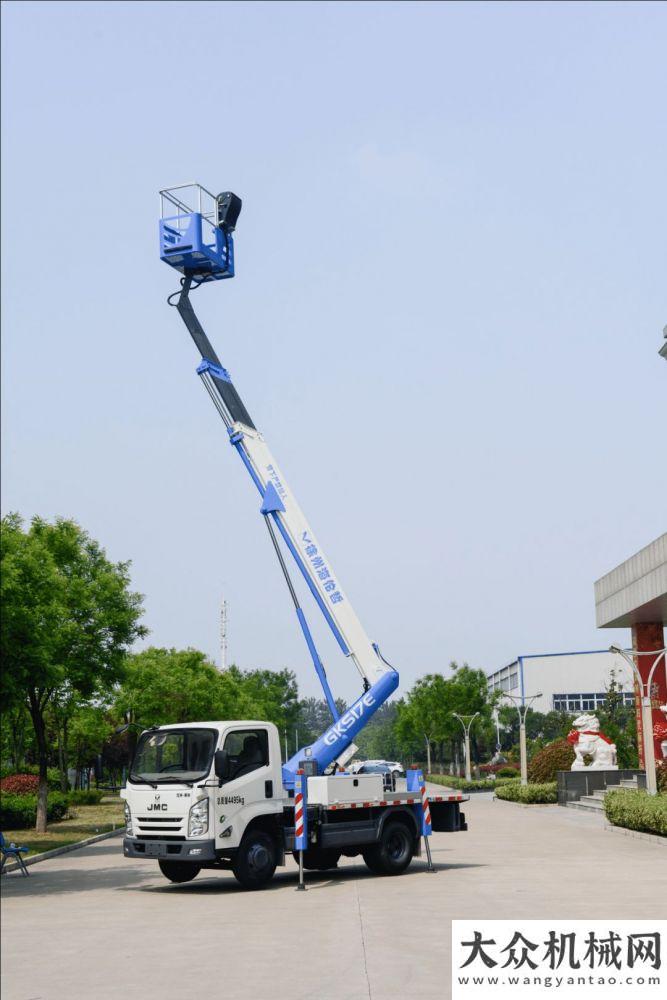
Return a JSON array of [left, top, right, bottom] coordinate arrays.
[[610, 645, 667, 796], [502, 693, 542, 786], [452, 713, 480, 781]]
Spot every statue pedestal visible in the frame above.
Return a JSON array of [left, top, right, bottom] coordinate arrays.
[[557, 768, 645, 806], [571, 762, 618, 771]]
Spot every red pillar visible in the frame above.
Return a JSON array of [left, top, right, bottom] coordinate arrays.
[[631, 622, 667, 767]]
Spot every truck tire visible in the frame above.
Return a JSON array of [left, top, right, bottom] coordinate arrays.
[[363, 821, 414, 876], [294, 848, 341, 871], [232, 830, 277, 890], [158, 860, 201, 883]]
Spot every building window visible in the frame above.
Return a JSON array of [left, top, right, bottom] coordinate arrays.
[[581, 694, 596, 711], [553, 695, 568, 711], [509, 672, 518, 690], [567, 695, 582, 711]]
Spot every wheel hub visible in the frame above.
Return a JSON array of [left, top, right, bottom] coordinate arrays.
[[248, 844, 269, 870]]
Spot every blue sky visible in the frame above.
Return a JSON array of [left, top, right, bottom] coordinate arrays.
[[2, 1, 665, 703]]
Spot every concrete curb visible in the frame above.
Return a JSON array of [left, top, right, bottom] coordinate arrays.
[[2, 827, 123, 874], [604, 823, 666, 846]]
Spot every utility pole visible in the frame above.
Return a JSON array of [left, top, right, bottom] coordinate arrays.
[[610, 645, 666, 796], [452, 713, 479, 781], [503, 693, 542, 786], [219, 597, 228, 671], [493, 707, 501, 753]]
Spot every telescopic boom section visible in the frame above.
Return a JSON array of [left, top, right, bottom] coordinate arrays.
[[162, 189, 398, 783]]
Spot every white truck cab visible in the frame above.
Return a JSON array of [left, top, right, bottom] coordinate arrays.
[[122, 721, 286, 887]]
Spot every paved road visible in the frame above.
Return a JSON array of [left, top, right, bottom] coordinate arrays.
[[2, 791, 664, 1000]]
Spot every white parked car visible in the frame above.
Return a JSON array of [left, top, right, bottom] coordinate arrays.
[[350, 759, 405, 779]]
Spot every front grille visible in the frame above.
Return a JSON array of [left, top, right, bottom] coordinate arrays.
[[137, 816, 184, 823], [135, 835, 186, 842], [137, 814, 184, 837]]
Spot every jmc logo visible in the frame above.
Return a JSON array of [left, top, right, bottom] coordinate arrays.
[[147, 796, 167, 812]]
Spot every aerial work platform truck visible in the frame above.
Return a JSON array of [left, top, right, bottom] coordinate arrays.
[[121, 184, 467, 889]]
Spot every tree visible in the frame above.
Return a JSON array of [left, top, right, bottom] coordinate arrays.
[[395, 674, 455, 772], [67, 705, 114, 782], [355, 702, 402, 761], [1, 514, 146, 831], [447, 663, 496, 765], [227, 666, 301, 736], [296, 697, 343, 748], [394, 664, 497, 772], [0, 703, 32, 773], [114, 648, 252, 727], [597, 669, 638, 768]]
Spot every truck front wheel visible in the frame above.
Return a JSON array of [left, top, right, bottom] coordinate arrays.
[[158, 860, 201, 883], [363, 821, 414, 876], [232, 831, 277, 890]]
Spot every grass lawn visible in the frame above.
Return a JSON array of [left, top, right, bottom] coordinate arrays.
[[3, 797, 125, 857]]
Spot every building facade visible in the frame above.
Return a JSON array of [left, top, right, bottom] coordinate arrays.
[[488, 649, 634, 714], [594, 532, 667, 766]]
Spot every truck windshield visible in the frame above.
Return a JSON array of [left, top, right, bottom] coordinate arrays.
[[130, 728, 216, 784]]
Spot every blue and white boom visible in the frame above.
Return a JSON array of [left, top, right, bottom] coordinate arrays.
[[159, 183, 398, 785]]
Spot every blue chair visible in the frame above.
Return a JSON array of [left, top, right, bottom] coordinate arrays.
[[0, 833, 30, 876]]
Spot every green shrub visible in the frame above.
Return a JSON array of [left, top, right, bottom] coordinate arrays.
[[497, 766, 520, 778], [495, 781, 558, 804], [604, 789, 667, 837], [0, 791, 70, 828], [656, 762, 667, 795], [67, 789, 104, 805], [428, 774, 500, 792], [527, 739, 575, 783]]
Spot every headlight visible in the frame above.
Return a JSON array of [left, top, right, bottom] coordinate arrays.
[[124, 802, 133, 836], [188, 798, 209, 837]]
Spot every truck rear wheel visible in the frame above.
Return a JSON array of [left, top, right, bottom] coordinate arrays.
[[363, 821, 414, 876], [232, 830, 277, 890], [158, 860, 201, 883]]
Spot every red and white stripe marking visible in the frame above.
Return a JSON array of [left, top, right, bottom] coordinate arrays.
[[294, 789, 304, 838], [421, 783, 432, 828], [326, 794, 463, 811]]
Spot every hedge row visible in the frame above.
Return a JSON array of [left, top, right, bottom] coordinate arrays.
[[494, 781, 558, 804], [0, 788, 105, 827], [604, 789, 667, 837], [427, 774, 519, 792], [0, 792, 70, 828], [479, 764, 521, 777]]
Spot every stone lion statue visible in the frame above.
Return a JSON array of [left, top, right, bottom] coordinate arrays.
[[567, 713, 618, 770]]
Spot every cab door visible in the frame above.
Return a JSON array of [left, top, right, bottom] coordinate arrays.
[[214, 726, 280, 849]]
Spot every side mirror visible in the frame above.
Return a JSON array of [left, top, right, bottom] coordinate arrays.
[[214, 750, 230, 785]]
